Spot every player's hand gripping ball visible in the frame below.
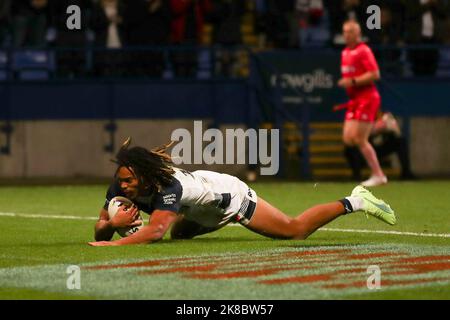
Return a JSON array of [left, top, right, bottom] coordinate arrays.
[[108, 196, 144, 237]]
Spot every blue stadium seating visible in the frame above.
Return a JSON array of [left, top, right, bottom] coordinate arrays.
[[437, 48, 450, 78], [0, 51, 9, 81], [11, 50, 55, 80], [197, 49, 212, 79]]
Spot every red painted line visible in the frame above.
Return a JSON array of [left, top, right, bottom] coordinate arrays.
[[208, 258, 345, 273], [138, 264, 218, 275], [322, 282, 365, 289], [323, 277, 450, 289], [257, 266, 368, 286], [214, 250, 360, 272], [84, 256, 207, 270], [334, 267, 368, 274], [394, 255, 450, 264], [188, 269, 280, 279], [198, 254, 371, 274], [384, 262, 450, 275], [85, 249, 450, 296], [326, 257, 410, 269], [344, 252, 403, 260], [212, 250, 349, 268], [259, 274, 332, 285], [85, 260, 163, 270], [284, 249, 351, 257], [382, 277, 450, 286], [87, 252, 342, 271], [187, 267, 296, 279]]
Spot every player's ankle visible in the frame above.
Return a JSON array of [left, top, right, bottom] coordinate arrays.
[[345, 196, 364, 212], [339, 196, 363, 214]]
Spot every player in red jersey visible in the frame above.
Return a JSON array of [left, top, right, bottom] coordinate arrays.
[[337, 20, 387, 187]]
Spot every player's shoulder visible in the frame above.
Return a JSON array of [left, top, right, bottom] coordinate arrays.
[[152, 173, 183, 211], [157, 172, 183, 197], [356, 42, 373, 54]]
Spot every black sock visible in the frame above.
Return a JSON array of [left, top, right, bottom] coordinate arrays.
[[338, 198, 353, 214], [344, 146, 363, 180]]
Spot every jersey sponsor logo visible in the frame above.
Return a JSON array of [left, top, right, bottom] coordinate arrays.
[[162, 193, 177, 205], [341, 66, 356, 74]]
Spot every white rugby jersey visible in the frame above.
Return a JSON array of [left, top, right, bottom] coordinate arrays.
[[104, 168, 253, 226]]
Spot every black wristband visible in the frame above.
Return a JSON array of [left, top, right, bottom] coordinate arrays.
[[351, 78, 357, 86]]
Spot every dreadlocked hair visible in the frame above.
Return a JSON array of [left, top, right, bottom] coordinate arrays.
[[113, 138, 175, 193]]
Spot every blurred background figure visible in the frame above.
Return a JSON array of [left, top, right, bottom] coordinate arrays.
[[404, 0, 448, 76], [327, 0, 365, 46], [296, 0, 329, 48], [51, 0, 93, 78], [362, 1, 405, 76], [337, 20, 387, 187], [0, 0, 11, 47], [91, 0, 125, 77], [264, 0, 296, 48], [209, 0, 245, 77], [91, 0, 124, 49], [170, 0, 212, 77], [11, 0, 49, 47], [122, 0, 171, 77], [344, 112, 417, 181]]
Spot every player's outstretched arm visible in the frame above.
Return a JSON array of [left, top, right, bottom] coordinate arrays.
[[89, 210, 178, 246]]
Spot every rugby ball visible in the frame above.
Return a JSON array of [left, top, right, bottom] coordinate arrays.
[[107, 196, 144, 237]]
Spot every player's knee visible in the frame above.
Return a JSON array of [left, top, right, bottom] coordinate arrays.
[[343, 135, 355, 146], [286, 221, 309, 240], [353, 135, 368, 147], [357, 139, 372, 150]]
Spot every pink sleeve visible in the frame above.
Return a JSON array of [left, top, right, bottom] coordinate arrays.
[[360, 46, 379, 72]]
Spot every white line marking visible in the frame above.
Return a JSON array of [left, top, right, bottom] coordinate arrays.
[[0, 212, 98, 220], [1, 212, 449, 238], [319, 227, 450, 238]]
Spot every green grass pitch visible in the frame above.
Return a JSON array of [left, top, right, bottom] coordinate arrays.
[[0, 181, 449, 300]]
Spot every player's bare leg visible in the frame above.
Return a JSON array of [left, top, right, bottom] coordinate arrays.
[[245, 197, 348, 240], [343, 120, 387, 186]]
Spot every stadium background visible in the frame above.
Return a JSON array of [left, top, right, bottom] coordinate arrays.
[[0, 0, 449, 301], [0, 0, 449, 181]]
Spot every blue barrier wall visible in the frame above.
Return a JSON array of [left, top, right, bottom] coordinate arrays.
[[379, 81, 450, 117], [0, 80, 250, 124], [250, 51, 450, 123], [0, 78, 449, 124]]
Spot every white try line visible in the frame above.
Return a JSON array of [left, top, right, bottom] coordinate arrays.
[[0, 211, 98, 221], [319, 227, 450, 239], [0, 211, 449, 239]]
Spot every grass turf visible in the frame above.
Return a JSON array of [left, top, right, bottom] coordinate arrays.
[[0, 181, 449, 299]]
